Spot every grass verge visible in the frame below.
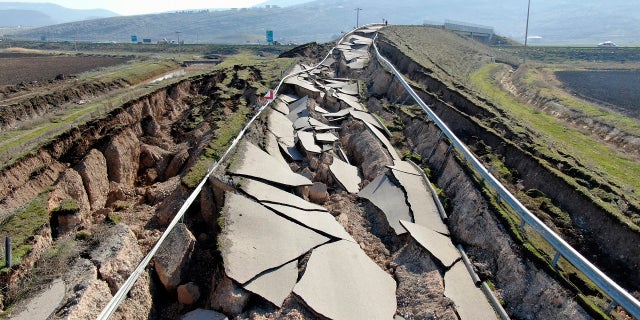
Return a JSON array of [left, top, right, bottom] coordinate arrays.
[[0, 192, 49, 269], [471, 63, 640, 227]]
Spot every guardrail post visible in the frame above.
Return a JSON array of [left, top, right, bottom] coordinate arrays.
[[519, 220, 526, 230], [552, 251, 561, 267], [446, 144, 454, 153], [5, 236, 11, 268]]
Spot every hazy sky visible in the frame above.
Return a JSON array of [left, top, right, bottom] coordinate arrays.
[[0, 0, 270, 15]]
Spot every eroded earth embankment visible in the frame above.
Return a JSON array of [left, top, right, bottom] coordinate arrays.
[[373, 33, 640, 308], [0, 64, 265, 318]]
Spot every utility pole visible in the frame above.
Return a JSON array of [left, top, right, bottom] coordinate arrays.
[[175, 31, 182, 57], [523, 0, 531, 64], [354, 8, 362, 28]]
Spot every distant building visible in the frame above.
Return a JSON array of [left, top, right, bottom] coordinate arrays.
[[444, 20, 494, 43]]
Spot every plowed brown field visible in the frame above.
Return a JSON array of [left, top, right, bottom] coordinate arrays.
[[0, 53, 129, 86]]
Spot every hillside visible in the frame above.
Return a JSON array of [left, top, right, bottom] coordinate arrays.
[[6, 0, 640, 44], [0, 2, 117, 27]]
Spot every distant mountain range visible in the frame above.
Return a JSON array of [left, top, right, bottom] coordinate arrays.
[[3, 0, 639, 45], [0, 2, 117, 27]]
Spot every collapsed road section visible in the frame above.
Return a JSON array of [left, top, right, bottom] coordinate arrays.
[[206, 24, 499, 320], [94, 24, 639, 320]]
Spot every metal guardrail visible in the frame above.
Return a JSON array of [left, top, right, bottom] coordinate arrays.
[[96, 25, 377, 320], [372, 34, 640, 319]]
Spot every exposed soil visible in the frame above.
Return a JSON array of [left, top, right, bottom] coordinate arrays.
[[0, 54, 130, 86]]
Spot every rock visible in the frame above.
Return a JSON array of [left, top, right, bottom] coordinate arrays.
[[57, 258, 113, 320], [111, 270, 153, 320], [210, 275, 250, 317], [177, 283, 201, 305], [56, 214, 82, 236], [309, 157, 320, 171], [48, 168, 91, 235], [181, 309, 228, 320], [153, 223, 196, 291], [139, 144, 172, 174], [49, 168, 91, 214], [156, 186, 188, 226], [300, 167, 313, 180], [75, 149, 109, 210], [308, 182, 328, 204], [145, 176, 181, 205], [106, 181, 134, 207], [89, 224, 143, 294], [141, 115, 161, 137], [142, 168, 158, 185], [165, 147, 190, 179], [104, 128, 140, 187]]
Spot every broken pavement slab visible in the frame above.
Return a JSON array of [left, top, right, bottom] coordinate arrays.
[[329, 157, 361, 193], [271, 100, 290, 115], [279, 93, 299, 104], [315, 132, 339, 143], [284, 76, 321, 96], [262, 202, 356, 242], [350, 109, 389, 135], [279, 143, 304, 161], [338, 82, 359, 96], [322, 107, 353, 118], [293, 117, 313, 130], [358, 174, 411, 235], [391, 168, 449, 235], [363, 121, 400, 160], [293, 240, 397, 320], [399, 220, 459, 267], [445, 261, 498, 320], [297, 130, 322, 153], [229, 141, 312, 187], [287, 96, 311, 121], [388, 160, 421, 176], [240, 179, 327, 212], [265, 132, 288, 165], [336, 93, 365, 110], [315, 105, 330, 114], [243, 260, 298, 308], [220, 192, 330, 284], [267, 109, 295, 147]]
